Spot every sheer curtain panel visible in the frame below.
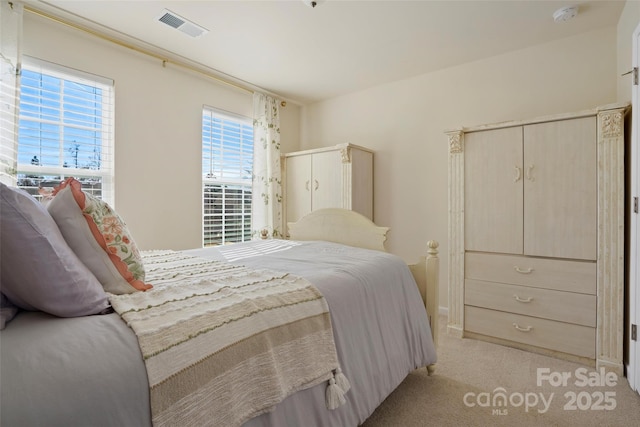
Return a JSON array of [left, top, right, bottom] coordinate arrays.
[[0, 0, 23, 186], [251, 92, 282, 239]]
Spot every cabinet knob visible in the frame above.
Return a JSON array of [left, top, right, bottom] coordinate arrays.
[[526, 164, 535, 181], [514, 166, 522, 182], [305, 180, 310, 191], [513, 266, 534, 274], [314, 179, 319, 190]]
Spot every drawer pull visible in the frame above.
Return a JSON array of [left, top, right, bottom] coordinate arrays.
[[512, 323, 533, 332], [513, 266, 534, 274], [513, 295, 533, 303]]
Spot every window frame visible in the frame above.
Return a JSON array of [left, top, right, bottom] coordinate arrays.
[[16, 56, 115, 204]]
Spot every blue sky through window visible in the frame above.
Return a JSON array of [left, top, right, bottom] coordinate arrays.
[[18, 68, 104, 170]]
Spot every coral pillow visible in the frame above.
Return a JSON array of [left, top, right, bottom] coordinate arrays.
[[0, 183, 110, 317], [47, 178, 152, 294]]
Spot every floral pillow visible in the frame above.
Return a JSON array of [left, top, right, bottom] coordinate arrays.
[[47, 177, 152, 294]]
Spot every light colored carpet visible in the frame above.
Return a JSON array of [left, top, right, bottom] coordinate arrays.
[[363, 315, 640, 427]]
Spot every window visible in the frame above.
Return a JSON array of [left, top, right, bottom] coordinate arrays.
[[16, 57, 114, 204], [202, 107, 253, 246]]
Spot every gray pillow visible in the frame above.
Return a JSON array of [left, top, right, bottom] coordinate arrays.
[[0, 293, 18, 329], [0, 183, 110, 317]]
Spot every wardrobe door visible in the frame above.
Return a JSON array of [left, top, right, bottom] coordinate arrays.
[[311, 150, 343, 211], [523, 117, 597, 260], [464, 126, 524, 254], [285, 154, 312, 224]]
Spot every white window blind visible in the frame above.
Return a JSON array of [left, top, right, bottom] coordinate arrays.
[[17, 57, 114, 205], [202, 107, 253, 246]]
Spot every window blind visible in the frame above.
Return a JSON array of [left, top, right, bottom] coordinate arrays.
[[17, 57, 115, 205], [202, 107, 253, 246]]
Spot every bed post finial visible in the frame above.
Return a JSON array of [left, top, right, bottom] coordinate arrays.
[[427, 240, 439, 257]]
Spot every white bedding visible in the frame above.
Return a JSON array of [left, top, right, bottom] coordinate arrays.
[[186, 240, 436, 426], [0, 240, 436, 427]]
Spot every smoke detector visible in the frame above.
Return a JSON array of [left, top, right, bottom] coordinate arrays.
[[156, 9, 208, 38], [553, 6, 579, 23]]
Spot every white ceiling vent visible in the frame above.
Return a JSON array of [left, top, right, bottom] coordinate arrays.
[[156, 9, 208, 38]]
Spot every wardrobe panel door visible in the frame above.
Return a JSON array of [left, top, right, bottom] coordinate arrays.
[[465, 127, 524, 254], [285, 154, 312, 224], [523, 117, 597, 260], [311, 150, 343, 211]]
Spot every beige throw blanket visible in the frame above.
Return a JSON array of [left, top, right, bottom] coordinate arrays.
[[109, 250, 349, 427]]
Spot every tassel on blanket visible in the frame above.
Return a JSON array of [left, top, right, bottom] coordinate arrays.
[[334, 367, 351, 393], [325, 377, 346, 410]]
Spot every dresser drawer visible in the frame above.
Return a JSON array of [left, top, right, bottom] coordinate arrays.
[[465, 252, 595, 294], [465, 279, 596, 327], [465, 306, 595, 358]]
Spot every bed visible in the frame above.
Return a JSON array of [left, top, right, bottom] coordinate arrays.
[[0, 191, 438, 427]]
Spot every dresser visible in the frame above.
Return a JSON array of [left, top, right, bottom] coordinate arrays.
[[446, 104, 629, 373], [282, 144, 374, 227]]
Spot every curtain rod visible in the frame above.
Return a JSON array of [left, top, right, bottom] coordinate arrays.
[[24, 4, 288, 104]]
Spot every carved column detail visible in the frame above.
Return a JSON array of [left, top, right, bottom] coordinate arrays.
[[596, 106, 628, 374], [340, 147, 351, 163], [341, 157, 353, 210], [448, 132, 464, 154], [599, 110, 624, 139], [446, 130, 465, 337]]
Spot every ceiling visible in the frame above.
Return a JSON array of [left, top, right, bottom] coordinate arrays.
[[29, 0, 627, 105]]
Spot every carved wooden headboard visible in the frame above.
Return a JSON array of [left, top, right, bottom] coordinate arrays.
[[288, 208, 389, 251]]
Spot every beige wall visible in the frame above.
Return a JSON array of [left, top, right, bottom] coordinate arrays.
[[300, 26, 619, 309], [23, 5, 638, 311], [23, 12, 301, 251]]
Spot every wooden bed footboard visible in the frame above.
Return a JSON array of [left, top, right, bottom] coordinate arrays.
[[408, 240, 440, 351]]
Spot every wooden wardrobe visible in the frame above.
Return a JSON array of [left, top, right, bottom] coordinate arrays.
[[446, 103, 629, 374], [282, 143, 374, 227]]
